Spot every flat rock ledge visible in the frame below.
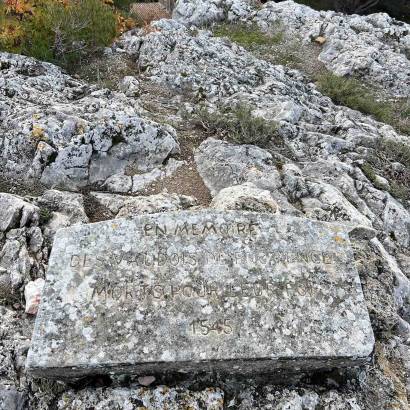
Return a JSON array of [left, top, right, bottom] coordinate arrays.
[[26, 211, 374, 380]]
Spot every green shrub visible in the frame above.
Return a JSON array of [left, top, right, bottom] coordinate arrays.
[[378, 139, 410, 169], [39, 206, 53, 225], [113, 0, 135, 11], [191, 104, 279, 146], [316, 72, 390, 121], [1, 0, 118, 68], [316, 72, 410, 135], [360, 162, 377, 184], [364, 139, 410, 201], [213, 23, 283, 49]]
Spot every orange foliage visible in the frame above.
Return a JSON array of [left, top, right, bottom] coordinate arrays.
[[0, 0, 135, 56], [116, 13, 135, 34], [4, 0, 34, 16], [2, 0, 134, 32]]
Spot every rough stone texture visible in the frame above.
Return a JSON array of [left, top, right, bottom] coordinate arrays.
[[103, 158, 185, 194], [57, 386, 224, 410], [194, 138, 282, 197], [0, 193, 44, 291], [0, 52, 180, 192], [0, 193, 39, 232], [173, 0, 253, 26], [0, 387, 27, 410], [90, 191, 197, 218], [211, 183, 278, 213], [27, 211, 373, 379], [255, 1, 410, 98], [173, 0, 410, 97], [111, 17, 410, 407], [0, 0, 409, 407]]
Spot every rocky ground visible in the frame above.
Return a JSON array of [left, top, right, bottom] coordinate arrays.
[[0, 0, 409, 408]]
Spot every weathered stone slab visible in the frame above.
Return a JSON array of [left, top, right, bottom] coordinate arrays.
[[26, 211, 374, 379]]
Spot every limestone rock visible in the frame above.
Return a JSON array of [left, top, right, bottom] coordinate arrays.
[[0, 194, 44, 292], [211, 183, 278, 213], [0, 194, 39, 233], [382, 196, 410, 249], [195, 138, 282, 196], [173, 0, 253, 26], [27, 211, 374, 379], [89, 192, 197, 218], [0, 52, 180, 192], [35, 190, 89, 242], [172, 0, 410, 97], [119, 75, 140, 97], [102, 159, 185, 194], [300, 183, 372, 227], [0, 387, 26, 410], [57, 386, 224, 410], [1, 0, 410, 406], [137, 376, 156, 386]]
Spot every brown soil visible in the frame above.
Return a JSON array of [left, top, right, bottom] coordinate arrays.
[[82, 191, 115, 223], [143, 161, 212, 206], [137, 81, 212, 206], [0, 175, 45, 198]]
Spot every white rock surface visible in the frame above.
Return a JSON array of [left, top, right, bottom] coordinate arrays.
[[138, 376, 156, 386], [255, 1, 410, 97], [119, 75, 140, 97], [173, 0, 410, 97], [57, 386, 224, 410], [211, 182, 278, 212], [89, 192, 197, 218], [24, 278, 45, 315], [0, 52, 180, 192], [35, 190, 89, 242], [173, 0, 253, 26], [0, 194, 39, 232], [0, 194, 44, 292], [0, 1, 409, 407]]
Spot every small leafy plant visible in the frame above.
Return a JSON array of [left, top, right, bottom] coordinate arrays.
[[191, 103, 279, 146], [213, 23, 284, 50], [316, 72, 410, 135]]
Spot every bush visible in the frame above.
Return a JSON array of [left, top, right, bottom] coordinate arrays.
[[363, 139, 410, 201], [316, 72, 388, 120], [0, 0, 118, 67], [213, 23, 283, 49], [191, 104, 279, 146], [316, 72, 410, 135], [113, 0, 135, 11]]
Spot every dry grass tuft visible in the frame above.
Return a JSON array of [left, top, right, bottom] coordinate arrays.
[[130, 2, 170, 26]]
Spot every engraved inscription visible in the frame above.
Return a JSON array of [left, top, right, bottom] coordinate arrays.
[[190, 319, 233, 336], [26, 211, 375, 379], [89, 275, 318, 303], [69, 250, 341, 271], [143, 221, 260, 237]]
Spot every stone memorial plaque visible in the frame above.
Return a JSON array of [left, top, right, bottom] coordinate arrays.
[[26, 211, 374, 379]]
